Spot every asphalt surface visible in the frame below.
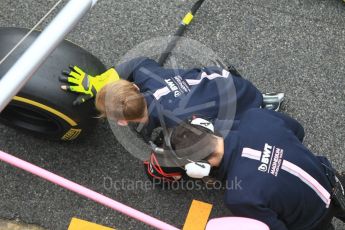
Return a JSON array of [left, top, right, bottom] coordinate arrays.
[[0, 0, 345, 229]]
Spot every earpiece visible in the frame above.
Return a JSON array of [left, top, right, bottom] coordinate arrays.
[[185, 161, 211, 179], [190, 118, 214, 133], [184, 117, 213, 178]]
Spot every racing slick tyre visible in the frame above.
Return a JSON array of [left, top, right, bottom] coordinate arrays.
[[0, 27, 106, 141]]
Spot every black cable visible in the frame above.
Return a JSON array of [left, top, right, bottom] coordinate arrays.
[[158, 0, 206, 66]]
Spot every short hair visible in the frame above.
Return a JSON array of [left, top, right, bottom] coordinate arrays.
[[168, 122, 218, 163], [95, 80, 147, 120]]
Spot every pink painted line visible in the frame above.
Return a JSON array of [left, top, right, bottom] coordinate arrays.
[[0, 150, 179, 230]]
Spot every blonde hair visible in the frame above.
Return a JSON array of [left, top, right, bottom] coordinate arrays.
[[95, 80, 147, 120]]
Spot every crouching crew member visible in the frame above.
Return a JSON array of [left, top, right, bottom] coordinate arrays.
[[60, 57, 284, 140], [153, 108, 345, 230]]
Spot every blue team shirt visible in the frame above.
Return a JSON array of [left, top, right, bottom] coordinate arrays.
[[116, 57, 263, 136], [218, 108, 334, 230]]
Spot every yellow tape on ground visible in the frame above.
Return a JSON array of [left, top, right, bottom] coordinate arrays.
[[68, 218, 115, 230], [183, 200, 213, 230]]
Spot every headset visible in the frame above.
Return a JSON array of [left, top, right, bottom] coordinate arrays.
[[151, 117, 215, 179]]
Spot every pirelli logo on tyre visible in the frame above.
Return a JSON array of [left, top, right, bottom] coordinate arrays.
[[62, 128, 82, 141]]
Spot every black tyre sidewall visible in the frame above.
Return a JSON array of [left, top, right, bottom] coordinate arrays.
[[0, 27, 106, 141]]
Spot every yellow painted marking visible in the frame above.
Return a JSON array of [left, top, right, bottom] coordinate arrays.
[[13, 96, 77, 126], [68, 218, 115, 230], [183, 200, 213, 230], [182, 12, 194, 25]]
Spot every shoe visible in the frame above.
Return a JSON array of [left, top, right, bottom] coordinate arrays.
[[262, 92, 285, 112], [227, 65, 242, 77], [336, 171, 345, 187]]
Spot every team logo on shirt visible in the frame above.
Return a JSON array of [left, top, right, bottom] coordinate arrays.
[[258, 143, 272, 172], [165, 79, 178, 91], [165, 76, 190, 98], [258, 143, 284, 176], [174, 91, 181, 97], [258, 164, 268, 172]]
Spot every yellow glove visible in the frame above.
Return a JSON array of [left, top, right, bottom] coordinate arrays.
[[60, 66, 120, 105]]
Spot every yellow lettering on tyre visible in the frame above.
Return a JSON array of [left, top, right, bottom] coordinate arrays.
[[62, 128, 82, 141]]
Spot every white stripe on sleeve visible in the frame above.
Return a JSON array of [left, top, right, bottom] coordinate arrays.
[[185, 69, 230, 86], [153, 86, 170, 100], [281, 160, 331, 207], [241, 147, 262, 161], [240, 147, 331, 207]]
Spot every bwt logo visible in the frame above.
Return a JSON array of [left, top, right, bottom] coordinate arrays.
[[165, 79, 178, 91], [258, 143, 272, 172], [174, 91, 181, 97], [165, 79, 182, 98]]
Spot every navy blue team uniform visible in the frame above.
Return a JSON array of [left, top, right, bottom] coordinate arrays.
[[218, 108, 344, 230], [117, 58, 345, 228], [116, 56, 264, 185], [116, 57, 263, 137]]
